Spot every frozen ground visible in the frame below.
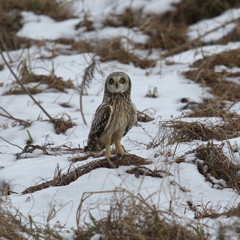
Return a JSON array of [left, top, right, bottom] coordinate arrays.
[[1, 0, 240, 239]]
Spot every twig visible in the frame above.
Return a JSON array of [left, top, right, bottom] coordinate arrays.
[[0, 106, 28, 124], [0, 36, 12, 63], [0, 136, 23, 150], [0, 50, 53, 120]]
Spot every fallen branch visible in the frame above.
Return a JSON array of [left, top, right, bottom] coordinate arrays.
[[0, 106, 32, 128]]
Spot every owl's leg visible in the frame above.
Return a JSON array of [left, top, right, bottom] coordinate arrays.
[[105, 136, 116, 168], [114, 132, 125, 155], [105, 136, 112, 159]]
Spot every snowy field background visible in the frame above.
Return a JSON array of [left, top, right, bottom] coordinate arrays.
[[1, 0, 240, 239]]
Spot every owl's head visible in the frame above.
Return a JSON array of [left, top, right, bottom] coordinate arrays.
[[105, 72, 131, 94]]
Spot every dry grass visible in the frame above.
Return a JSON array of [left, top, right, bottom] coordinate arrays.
[[70, 37, 156, 69], [94, 37, 156, 69], [0, 210, 26, 240], [218, 19, 240, 44], [0, 209, 63, 239], [4, 63, 75, 95], [151, 111, 240, 146], [177, 143, 240, 192], [166, 0, 240, 25], [0, 0, 74, 51], [0, 0, 74, 22], [74, 189, 207, 240], [183, 49, 240, 101], [137, 109, 155, 122], [127, 166, 172, 178]]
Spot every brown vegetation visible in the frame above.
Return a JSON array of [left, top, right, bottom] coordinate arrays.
[[74, 189, 206, 240], [183, 49, 240, 101], [177, 143, 240, 191]]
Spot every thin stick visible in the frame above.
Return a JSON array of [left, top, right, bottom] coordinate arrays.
[[0, 136, 23, 150], [0, 50, 53, 120]]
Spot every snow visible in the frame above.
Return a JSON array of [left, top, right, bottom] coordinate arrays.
[[17, 11, 80, 40], [188, 8, 240, 43], [1, 0, 240, 239]]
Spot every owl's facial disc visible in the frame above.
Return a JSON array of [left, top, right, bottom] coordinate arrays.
[[107, 74, 129, 93]]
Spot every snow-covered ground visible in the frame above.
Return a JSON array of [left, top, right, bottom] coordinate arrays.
[[1, 0, 240, 239]]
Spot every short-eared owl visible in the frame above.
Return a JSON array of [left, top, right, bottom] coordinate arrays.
[[85, 72, 137, 160]]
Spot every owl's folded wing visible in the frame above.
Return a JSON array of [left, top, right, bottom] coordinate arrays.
[[89, 104, 113, 138]]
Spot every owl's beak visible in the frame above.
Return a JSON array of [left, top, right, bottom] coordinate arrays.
[[115, 83, 118, 89]]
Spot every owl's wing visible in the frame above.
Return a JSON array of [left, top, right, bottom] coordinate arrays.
[[89, 103, 113, 139], [123, 102, 137, 136]]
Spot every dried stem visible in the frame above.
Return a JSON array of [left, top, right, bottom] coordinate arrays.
[[79, 58, 98, 125], [0, 136, 23, 150], [0, 50, 53, 120]]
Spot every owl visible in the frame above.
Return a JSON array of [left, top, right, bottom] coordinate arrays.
[[85, 72, 137, 163]]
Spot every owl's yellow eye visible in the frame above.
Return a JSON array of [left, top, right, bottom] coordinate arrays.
[[119, 78, 125, 84], [109, 78, 114, 84]]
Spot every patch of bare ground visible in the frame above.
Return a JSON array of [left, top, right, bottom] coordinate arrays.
[[0, 0, 74, 51], [183, 49, 240, 101], [176, 143, 240, 192], [22, 154, 150, 195], [74, 189, 206, 240], [168, 0, 240, 25]]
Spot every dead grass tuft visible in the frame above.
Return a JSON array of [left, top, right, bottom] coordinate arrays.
[[188, 201, 240, 220], [50, 114, 77, 134], [0, 203, 63, 239], [137, 109, 155, 122], [159, 112, 240, 144], [181, 98, 226, 117], [0, 210, 26, 240], [179, 143, 240, 191], [183, 49, 240, 101], [4, 64, 75, 95], [127, 166, 172, 178], [74, 189, 206, 240]]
